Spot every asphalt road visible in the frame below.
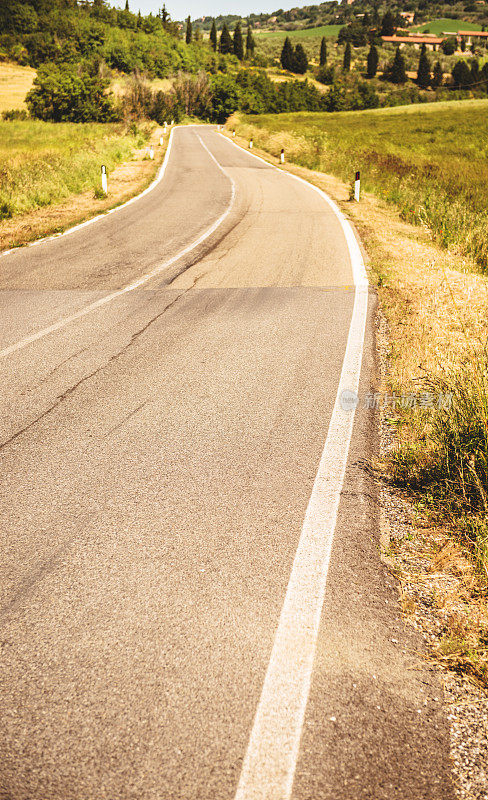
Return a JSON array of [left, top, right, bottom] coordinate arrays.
[[0, 127, 454, 800]]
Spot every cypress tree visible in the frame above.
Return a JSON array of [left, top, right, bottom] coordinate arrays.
[[246, 25, 255, 58], [280, 36, 293, 70], [366, 44, 378, 78], [417, 43, 431, 88], [124, 0, 129, 10], [319, 36, 327, 66], [451, 59, 471, 88], [390, 47, 406, 83], [210, 20, 217, 51], [185, 16, 192, 44], [471, 58, 480, 84], [431, 60, 443, 88], [219, 23, 233, 55], [293, 43, 308, 74], [381, 10, 395, 36], [233, 22, 244, 60], [343, 41, 351, 71]]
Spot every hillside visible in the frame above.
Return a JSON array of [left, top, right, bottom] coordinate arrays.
[[0, 0, 217, 78]]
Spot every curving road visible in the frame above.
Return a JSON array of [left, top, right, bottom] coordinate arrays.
[[0, 126, 454, 800]]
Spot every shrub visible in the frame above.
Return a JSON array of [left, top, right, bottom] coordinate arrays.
[[2, 108, 29, 121], [26, 61, 117, 122], [317, 64, 335, 85], [442, 37, 457, 56]]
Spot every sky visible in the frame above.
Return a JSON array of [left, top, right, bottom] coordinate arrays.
[[129, 0, 279, 21]]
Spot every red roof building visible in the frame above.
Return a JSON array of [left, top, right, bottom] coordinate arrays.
[[381, 35, 444, 50]]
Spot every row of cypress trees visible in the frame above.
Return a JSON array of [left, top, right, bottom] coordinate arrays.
[[185, 18, 255, 61], [280, 37, 309, 74]]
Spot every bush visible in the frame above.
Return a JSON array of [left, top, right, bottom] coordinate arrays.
[[2, 108, 29, 121], [442, 37, 457, 56], [26, 61, 117, 122], [317, 65, 335, 85]]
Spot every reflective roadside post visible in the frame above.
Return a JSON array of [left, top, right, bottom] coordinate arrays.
[[101, 165, 108, 195], [354, 170, 360, 202]]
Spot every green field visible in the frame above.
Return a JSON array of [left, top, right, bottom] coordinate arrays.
[[254, 24, 343, 62], [255, 25, 342, 39], [0, 120, 145, 220], [412, 17, 482, 34], [230, 99, 488, 270]]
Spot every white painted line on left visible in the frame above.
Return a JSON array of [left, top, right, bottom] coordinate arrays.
[[0, 129, 236, 361]]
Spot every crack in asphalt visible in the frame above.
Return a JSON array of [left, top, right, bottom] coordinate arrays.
[[0, 291, 188, 454]]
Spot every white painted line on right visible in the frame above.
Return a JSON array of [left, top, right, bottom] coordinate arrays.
[[222, 131, 369, 800]]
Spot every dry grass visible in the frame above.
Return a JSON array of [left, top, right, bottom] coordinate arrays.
[[0, 61, 36, 113]]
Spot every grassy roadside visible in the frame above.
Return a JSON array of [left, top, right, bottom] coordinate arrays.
[[226, 102, 488, 273], [0, 120, 169, 252], [223, 118, 488, 687]]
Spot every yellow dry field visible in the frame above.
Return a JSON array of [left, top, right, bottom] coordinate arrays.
[[0, 62, 36, 113]]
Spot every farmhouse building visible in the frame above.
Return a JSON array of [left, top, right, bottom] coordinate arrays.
[[381, 35, 444, 51]]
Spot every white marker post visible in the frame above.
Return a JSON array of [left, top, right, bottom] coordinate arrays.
[[159, 135, 164, 146], [280, 148, 285, 164], [249, 138, 253, 150], [101, 164, 108, 195], [149, 145, 154, 160], [354, 170, 360, 202], [232, 130, 236, 137], [163, 121, 167, 134], [171, 118, 174, 126]]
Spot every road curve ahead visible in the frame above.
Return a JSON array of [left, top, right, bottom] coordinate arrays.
[[0, 127, 453, 800]]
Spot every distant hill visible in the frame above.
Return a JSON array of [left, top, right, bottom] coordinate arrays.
[[195, 0, 488, 33]]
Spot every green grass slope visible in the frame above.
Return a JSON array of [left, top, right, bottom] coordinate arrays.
[[0, 120, 145, 219]]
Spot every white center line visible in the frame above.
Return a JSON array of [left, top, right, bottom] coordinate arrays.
[[0, 129, 236, 361], [220, 132, 369, 800]]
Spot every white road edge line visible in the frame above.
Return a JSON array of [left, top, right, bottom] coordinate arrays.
[[0, 129, 236, 361], [1, 124, 177, 260], [220, 131, 369, 800]]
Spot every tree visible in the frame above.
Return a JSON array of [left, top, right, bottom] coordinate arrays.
[[343, 41, 351, 71], [293, 43, 308, 74], [452, 59, 471, 88], [381, 10, 395, 37], [125, 0, 129, 10], [26, 61, 116, 122], [185, 16, 192, 44], [431, 60, 443, 88], [366, 44, 378, 78], [160, 5, 169, 27], [210, 20, 217, 51], [246, 25, 255, 59], [417, 43, 431, 88], [319, 36, 327, 66], [390, 47, 406, 83], [233, 22, 244, 60], [460, 38, 466, 53], [280, 36, 293, 70], [441, 37, 456, 55], [317, 64, 334, 84], [219, 23, 233, 55], [470, 58, 480, 84]]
